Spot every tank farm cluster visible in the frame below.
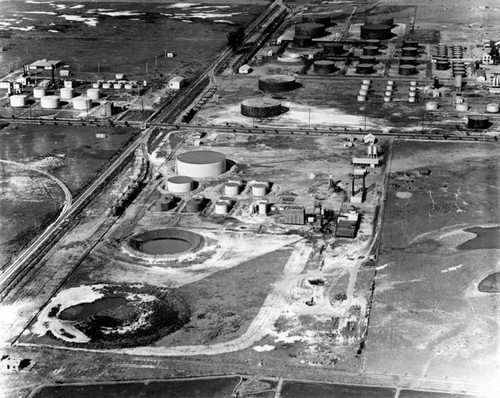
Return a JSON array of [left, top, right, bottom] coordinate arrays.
[[0, 1, 499, 398]]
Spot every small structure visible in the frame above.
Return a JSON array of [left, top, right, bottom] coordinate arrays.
[[29, 59, 63, 70], [238, 64, 252, 74], [168, 76, 185, 90], [282, 206, 305, 225], [482, 53, 493, 65], [363, 133, 377, 144], [352, 157, 380, 168], [167, 52, 175, 58], [1, 355, 22, 372], [336, 211, 360, 238], [476, 69, 486, 82]]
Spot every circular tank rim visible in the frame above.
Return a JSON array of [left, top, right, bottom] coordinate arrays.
[[176, 150, 226, 166]]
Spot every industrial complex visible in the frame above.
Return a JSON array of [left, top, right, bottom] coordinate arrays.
[[0, 0, 499, 397]]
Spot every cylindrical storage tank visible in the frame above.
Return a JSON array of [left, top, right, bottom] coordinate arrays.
[[313, 60, 336, 73], [383, 96, 391, 102], [401, 47, 418, 57], [224, 182, 240, 196], [277, 51, 303, 63], [410, 81, 417, 86], [486, 103, 499, 113], [323, 42, 344, 55], [176, 150, 226, 179], [102, 83, 111, 89], [252, 183, 268, 197], [363, 46, 379, 56], [359, 89, 368, 96], [436, 60, 449, 70], [467, 115, 489, 129], [33, 87, 46, 98], [365, 16, 394, 26], [167, 175, 194, 193], [258, 200, 268, 215], [384, 90, 393, 96], [399, 57, 417, 65], [399, 65, 416, 76], [387, 80, 394, 86], [9, 94, 27, 107], [124, 84, 133, 90], [115, 73, 124, 80], [92, 82, 101, 89], [113, 83, 123, 90], [403, 40, 418, 48], [186, 198, 203, 213], [366, 39, 381, 47], [87, 88, 100, 100], [241, 98, 283, 118], [357, 95, 366, 102], [295, 23, 325, 38], [40, 95, 60, 109], [356, 63, 374, 74], [362, 79, 371, 85], [214, 201, 228, 215], [437, 44, 447, 56], [360, 84, 370, 91], [60, 87, 74, 100], [72, 96, 92, 110], [259, 75, 297, 93], [454, 75, 463, 89], [456, 103, 468, 112], [409, 86, 417, 92], [302, 13, 330, 25], [293, 35, 312, 47], [426, 101, 438, 111], [219, 196, 233, 206], [160, 199, 176, 212], [359, 55, 376, 64], [360, 24, 393, 40], [408, 97, 416, 103], [385, 85, 393, 92], [408, 91, 416, 98]]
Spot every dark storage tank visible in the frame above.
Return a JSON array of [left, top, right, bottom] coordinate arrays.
[[363, 46, 379, 56], [401, 47, 418, 57], [313, 60, 336, 73], [364, 16, 394, 27], [359, 55, 377, 64], [398, 64, 417, 76], [399, 57, 417, 65], [360, 24, 393, 40], [356, 63, 375, 74], [241, 98, 283, 118], [259, 74, 297, 92], [293, 35, 312, 47], [295, 22, 325, 38], [467, 115, 490, 129], [302, 13, 331, 26]]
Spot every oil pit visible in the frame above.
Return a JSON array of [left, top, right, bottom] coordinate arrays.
[[126, 228, 204, 259], [59, 297, 128, 321]]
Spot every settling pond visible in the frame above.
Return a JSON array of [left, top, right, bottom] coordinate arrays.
[[59, 297, 128, 321], [457, 226, 500, 251]]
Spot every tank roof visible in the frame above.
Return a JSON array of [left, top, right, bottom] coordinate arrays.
[[168, 175, 194, 183], [242, 98, 281, 107], [177, 150, 226, 165]]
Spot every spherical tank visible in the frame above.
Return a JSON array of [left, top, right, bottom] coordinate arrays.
[[40, 95, 60, 109], [87, 88, 100, 100], [241, 98, 283, 118], [176, 150, 226, 179], [10, 95, 27, 107], [302, 13, 330, 25], [294, 23, 325, 38], [356, 63, 375, 74], [252, 183, 268, 197], [167, 175, 194, 193], [259, 75, 297, 92], [33, 87, 46, 98], [224, 182, 240, 196], [293, 35, 312, 47], [73, 96, 92, 110], [360, 24, 393, 40], [60, 87, 74, 100], [467, 115, 489, 129], [313, 60, 336, 73]]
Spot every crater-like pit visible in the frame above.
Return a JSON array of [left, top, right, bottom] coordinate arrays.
[[59, 297, 128, 321], [478, 272, 500, 293], [127, 228, 204, 258]]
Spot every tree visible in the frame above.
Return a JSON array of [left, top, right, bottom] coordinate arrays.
[[227, 27, 245, 50]]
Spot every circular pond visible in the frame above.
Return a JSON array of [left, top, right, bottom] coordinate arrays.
[[59, 297, 128, 321], [127, 228, 203, 258]]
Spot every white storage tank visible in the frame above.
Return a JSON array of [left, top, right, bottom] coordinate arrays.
[[60, 87, 74, 100], [167, 176, 194, 193], [252, 183, 268, 197], [214, 201, 228, 215], [176, 150, 226, 179], [102, 83, 111, 89], [87, 88, 100, 100], [224, 182, 240, 196], [41, 95, 60, 109], [357, 95, 366, 102], [486, 103, 499, 113], [456, 103, 468, 112], [426, 101, 438, 111], [258, 200, 268, 215], [92, 82, 101, 89], [10, 94, 27, 107], [73, 96, 92, 110], [408, 97, 416, 103], [113, 83, 123, 89], [33, 87, 46, 99]]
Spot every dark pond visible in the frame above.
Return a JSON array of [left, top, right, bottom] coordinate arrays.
[[138, 238, 192, 255], [281, 381, 396, 398], [457, 227, 500, 250], [478, 272, 500, 293], [59, 297, 128, 321]]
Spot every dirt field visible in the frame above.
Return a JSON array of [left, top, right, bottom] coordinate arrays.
[[365, 141, 500, 387]]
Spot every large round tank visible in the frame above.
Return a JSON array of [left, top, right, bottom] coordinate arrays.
[[486, 103, 499, 113], [363, 46, 379, 56], [252, 183, 268, 197], [176, 150, 226, 179], [360, 24, 393, 40], [294, 23, 325, 38], [365, 16, 394, 26], [359, 55, 376, 64], [214, 201, 228, 215], [455, 103, 468, 112], [398, 64, 417, 76], [72, 96, 92, 110], [356, 63, 375, 74], [436, 60, 449, 70], [259, 75, 297, 92], [33, 87, 46, 99], [186, 198, 203, 213], [87, 88, 100, 100], [40, 95, 60, 109], [313, 60, 336, 73], [426, 101, 438, 111], [241, 98, 283, 118], [60, 87, 74, 100], [277, 51, 303, 63], [399, 57, 417, 65], [167, 175, 194, 193], [302, 13, 330, 25], [366, 39, 381, 47], [224, 182, 240, 196], [10, 94, 27, 107], [401, 47, 418, 57], [467, 115, 489, 129], [293, 35, 312, 47], [323, 42, 345, 55]]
